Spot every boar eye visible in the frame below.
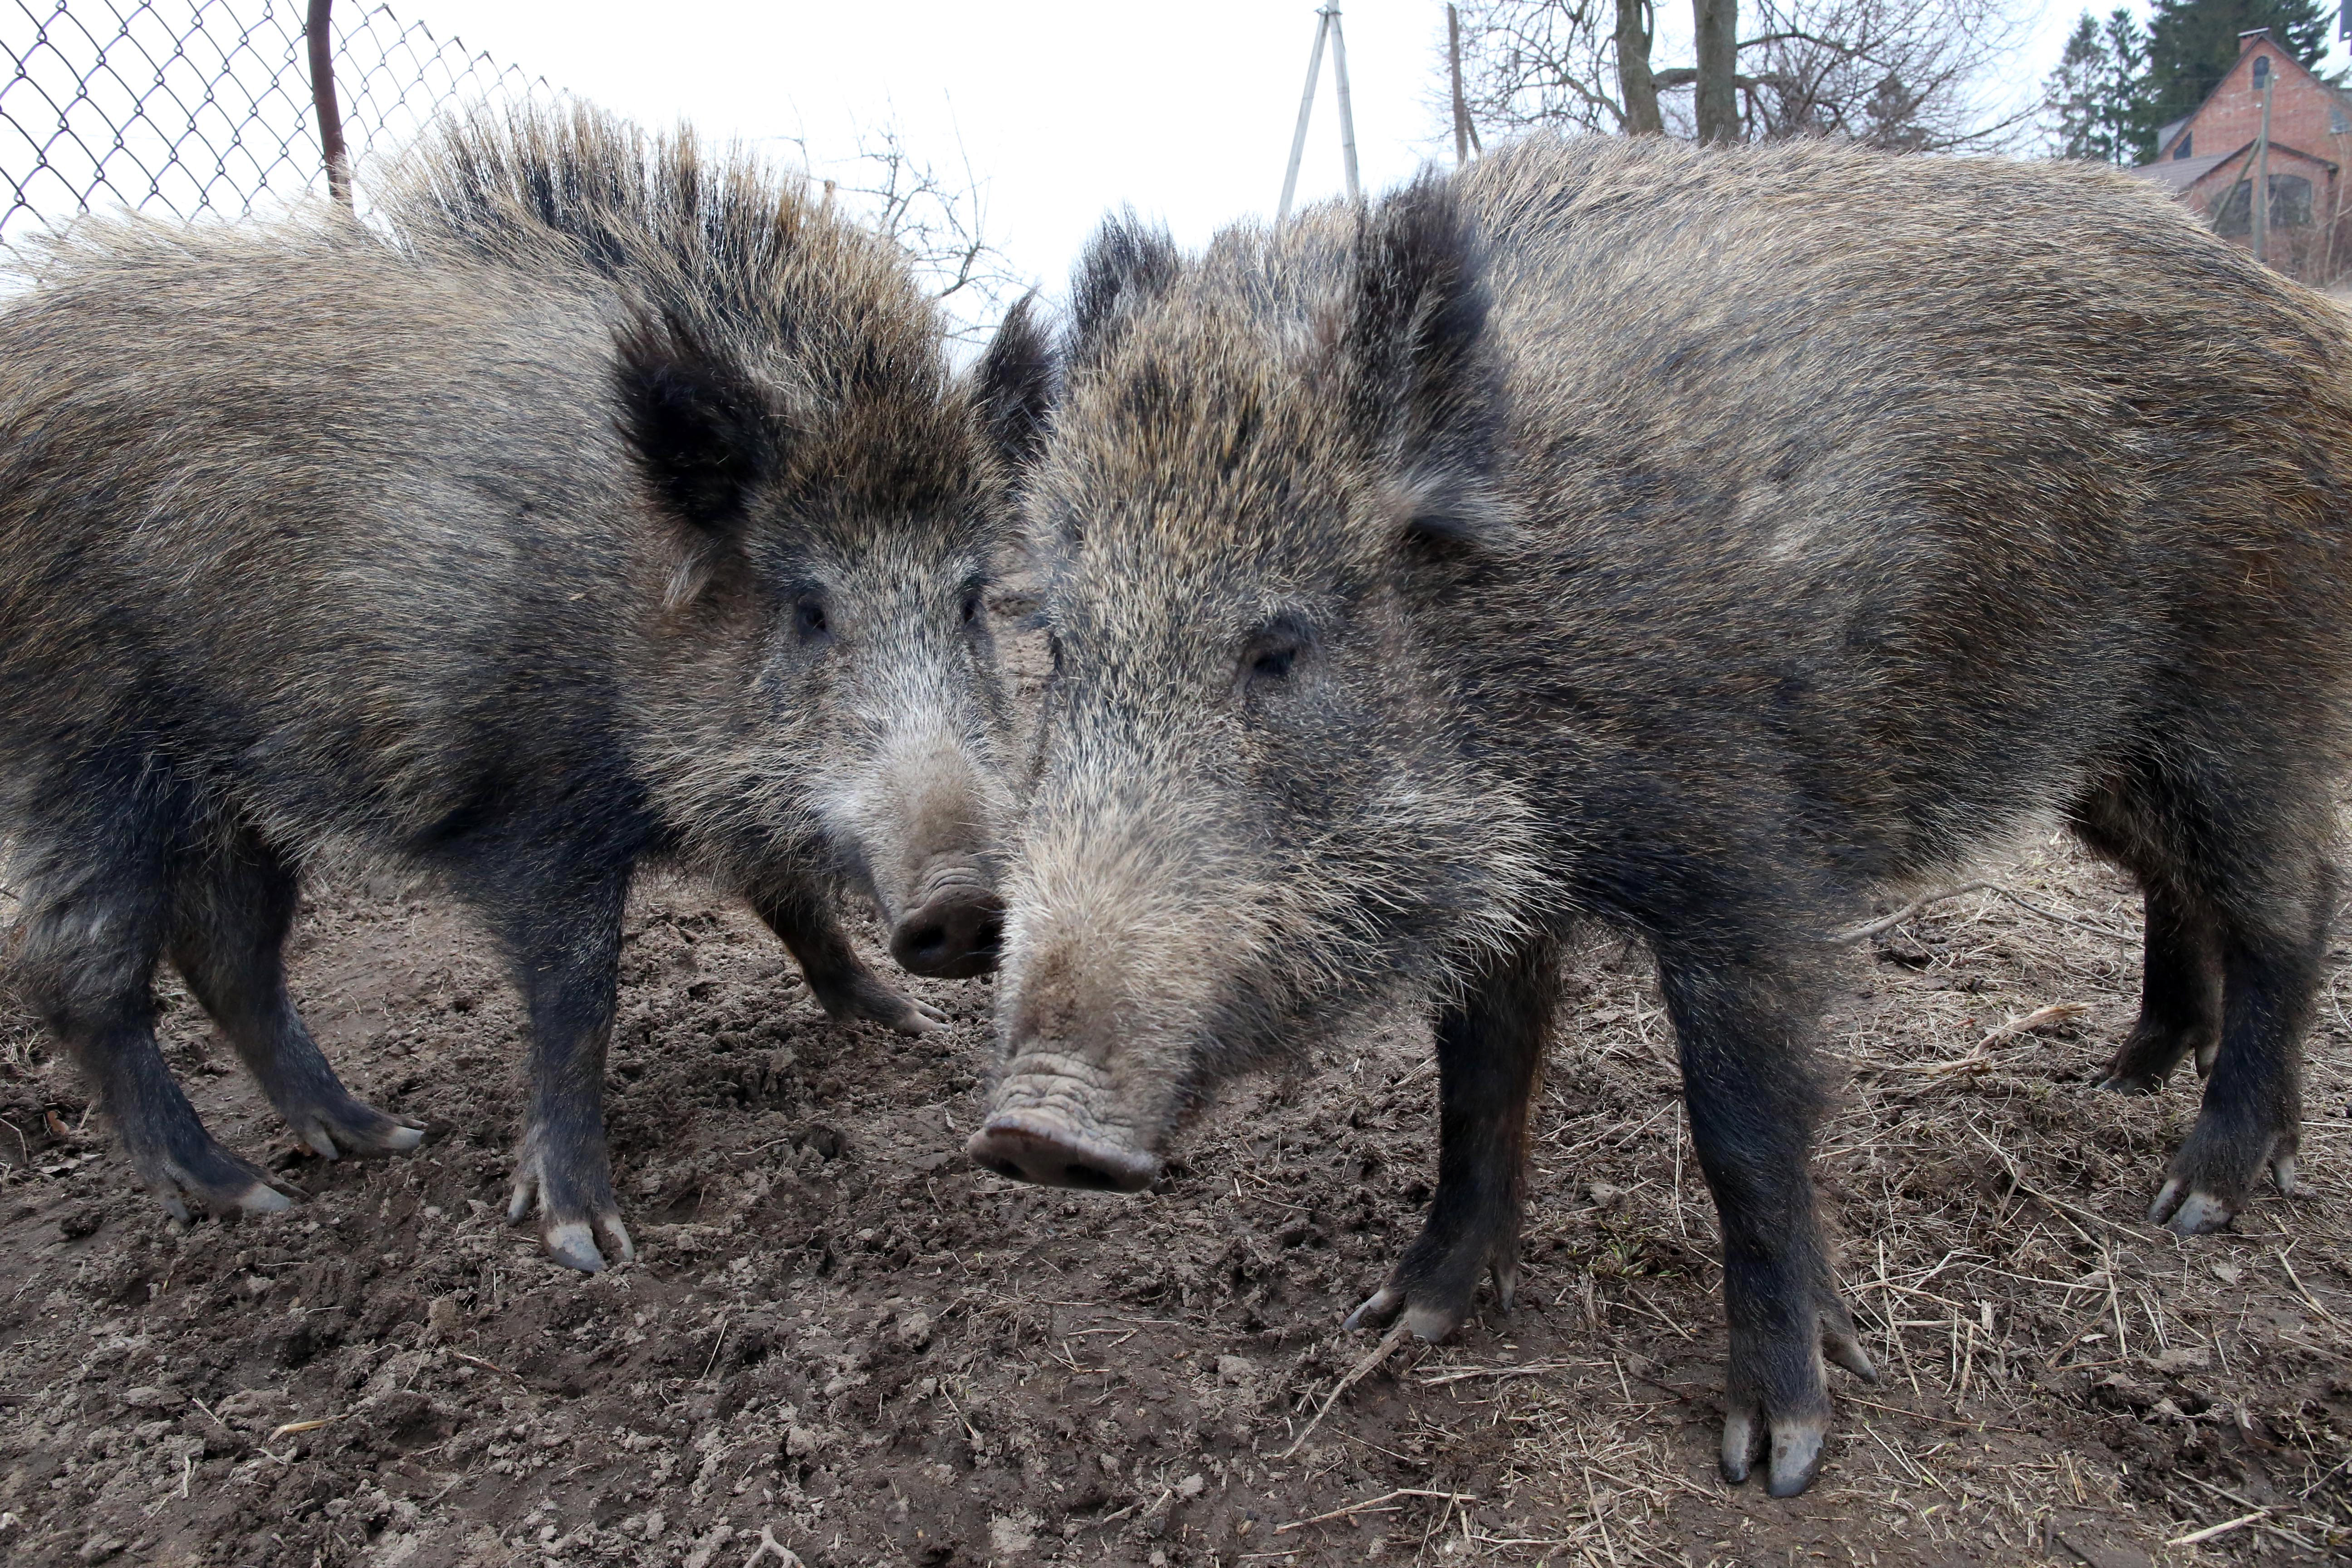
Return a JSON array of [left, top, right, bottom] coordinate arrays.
[[960, 592, 982, 625], [1242, 621, 1311, 696], [794, 599, 831, 643]]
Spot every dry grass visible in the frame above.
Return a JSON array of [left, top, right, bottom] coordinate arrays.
[[0, 707, 2346, 1565], [1248, 827, 2352, 1564]]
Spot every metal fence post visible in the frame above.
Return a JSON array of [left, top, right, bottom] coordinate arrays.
[[307, 0, 352, 207]]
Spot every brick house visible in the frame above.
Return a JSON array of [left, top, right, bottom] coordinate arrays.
[[2131, 28, 2352, 281]]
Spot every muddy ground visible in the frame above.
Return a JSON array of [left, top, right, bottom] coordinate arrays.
[[1, 625, 2349, 1568]]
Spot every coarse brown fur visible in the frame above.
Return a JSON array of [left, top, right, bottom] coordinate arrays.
[[0, 103, 1051, 1271], [973, 134, 2352, 1496]]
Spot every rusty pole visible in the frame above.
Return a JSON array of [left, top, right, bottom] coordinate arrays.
[[1448, 5, 1470, 166], [306, 0, 352, 208]]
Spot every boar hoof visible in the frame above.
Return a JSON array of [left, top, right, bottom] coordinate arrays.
[[809, 970, 949, 1036], [2095, 1069, 2166, 1096], [281, 1095, 428, 1161], [2148, 1123, 2301, 1235], [1719, 1291, 1869, 1498], [1341, 1285, 1467, 1343], [506, 1145, 635, 1273], [2149, 1179, 2234, 1235], [1344, 1220, 1519, 1341], [895, 999, 952, 1034], [509, 1196, 636, 1274], [139, 1146, 298, 1224], [2097, 1020, 2218, 1094], [1823, 1325, 1877, 1382], [2271, 1152, 2303, 1196], [1720, 1402, 1830, 1498], [542, 1219, 631, 1274]]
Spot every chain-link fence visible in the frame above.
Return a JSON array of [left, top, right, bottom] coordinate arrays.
[[0, 0, 554, 247]]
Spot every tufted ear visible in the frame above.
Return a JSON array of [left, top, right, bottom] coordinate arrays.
[[972, 292, 1057, 474], [613, 308, 780, 608], [1342, 174, 1510, 550], [1067, 209, 1181, 371]]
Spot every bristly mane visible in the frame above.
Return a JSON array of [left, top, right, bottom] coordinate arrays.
[[377, 102, 948, 409]]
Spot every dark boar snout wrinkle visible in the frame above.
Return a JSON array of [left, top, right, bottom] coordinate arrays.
[[0, 103, 1054, 1272], [982, 136, 2352, 1499]]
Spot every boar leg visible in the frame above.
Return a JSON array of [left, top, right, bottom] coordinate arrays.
[[2069, 780, 2224, 1090], [1660, 945, 1872, 1499], [13, 774, 293, 1218], [169, 825, 425, 1160], [2097, 883, 2224, 1092], [2073, 767, 2318, 1230], [1344, 936, 1557, 1341], [2148, 838, 2328, 1235], [750, 882, 948, 1035], [495, 866, 634, 1272]]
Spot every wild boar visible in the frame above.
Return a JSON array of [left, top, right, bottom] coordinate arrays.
[[967, 135, 2352, 1494], [0, 104, 1049, 1272]]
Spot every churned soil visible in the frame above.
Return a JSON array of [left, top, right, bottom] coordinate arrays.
[[2, 619, 2349, 1568]]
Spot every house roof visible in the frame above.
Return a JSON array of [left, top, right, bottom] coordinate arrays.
[[2127, 139, 2339, 194], [2133, 149, 2233, 191], [2146, 28, 2352, 162]]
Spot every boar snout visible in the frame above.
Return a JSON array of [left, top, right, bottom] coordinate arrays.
[[967, 1056, 1158, 1191], [888, 854, 1004, 978]]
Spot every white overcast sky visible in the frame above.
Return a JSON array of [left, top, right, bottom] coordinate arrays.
[[383, 1, 2352, 305]]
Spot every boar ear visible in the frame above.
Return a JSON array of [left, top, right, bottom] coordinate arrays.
[[613, 308, 779, 608], [1343, 174, 1510, 551], [972, 292, 1057, 473], [1068, 210, 1181, 370]]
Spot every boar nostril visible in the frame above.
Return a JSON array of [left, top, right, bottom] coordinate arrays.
[[889, 891, 1006, 979]]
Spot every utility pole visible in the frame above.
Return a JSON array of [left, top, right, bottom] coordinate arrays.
[[1328, 4, 1360, 203], [2254, 64, 2274, 266], [1278, 4, 1361, 221]]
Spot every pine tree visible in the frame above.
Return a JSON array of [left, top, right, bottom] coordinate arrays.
[[2046, 8, 2150, 164], [2141, 0, 2333, 148]]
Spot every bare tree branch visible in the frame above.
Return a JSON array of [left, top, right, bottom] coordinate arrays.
[[1452, 0, 2032, 153], [780, 114, 1026, 347]]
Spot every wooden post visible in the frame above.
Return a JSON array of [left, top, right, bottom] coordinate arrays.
[[1278, 7, 1330, 220], [2254, 70, 2274, 266], [306, 0, 351, 207], [1327, 4, 1361, 203]]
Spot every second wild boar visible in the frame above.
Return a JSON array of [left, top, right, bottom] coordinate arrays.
[[0, 105, 1050, 1273]]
